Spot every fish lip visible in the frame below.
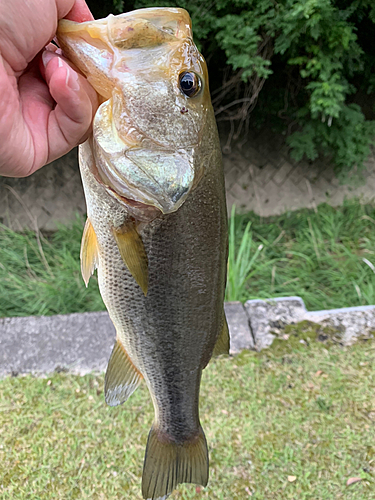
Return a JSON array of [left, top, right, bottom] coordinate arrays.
[[56, 8, 195, 101], [57, 7, 193, 55], [58, 7, 192, 33]]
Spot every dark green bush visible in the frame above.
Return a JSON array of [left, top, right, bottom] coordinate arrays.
[[86, 0, 375, 180]]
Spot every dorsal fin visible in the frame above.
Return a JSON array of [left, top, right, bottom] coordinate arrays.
[[105, 339, 143, 406], [112, 222, 149, 295], [80, 218, 99, 287]]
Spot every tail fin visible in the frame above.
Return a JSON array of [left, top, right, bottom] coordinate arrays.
[[142, 425, 208, 500]]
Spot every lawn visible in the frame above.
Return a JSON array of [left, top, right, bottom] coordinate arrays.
[[1, 199, 375, 317], [1, 335, 374, 499]]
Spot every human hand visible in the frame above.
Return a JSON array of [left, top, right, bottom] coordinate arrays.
[[0, 0, 99, 177]]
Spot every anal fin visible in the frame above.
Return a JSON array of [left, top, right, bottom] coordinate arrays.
[[80, 218, 99, 287], [112, 222, 148, 296], [105, 339, 142, 406], [142, 425, 208, 500], [212, 313, 230, 357]]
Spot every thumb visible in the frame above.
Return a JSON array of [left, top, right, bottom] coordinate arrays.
[[42, 49, 98, 163]]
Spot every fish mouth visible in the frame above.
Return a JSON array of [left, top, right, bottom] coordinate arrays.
[[57, 8, 195, 100], [93, 99, 196, 214]]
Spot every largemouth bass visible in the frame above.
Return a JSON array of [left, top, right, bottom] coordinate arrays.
[[57, 8, 228, 499]]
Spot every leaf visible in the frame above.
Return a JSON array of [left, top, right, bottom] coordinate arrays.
[[346, 477, 362, 486]]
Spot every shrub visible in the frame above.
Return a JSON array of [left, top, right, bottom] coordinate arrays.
[[86, 0, 375, 180]]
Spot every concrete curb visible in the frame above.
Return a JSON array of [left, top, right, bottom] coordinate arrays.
[[0, 312, 115, 376], [244, 297, 375, 350], [0, 297, 374, 376]]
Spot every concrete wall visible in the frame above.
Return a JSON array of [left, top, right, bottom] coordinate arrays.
[[1, 131, 375, 230]]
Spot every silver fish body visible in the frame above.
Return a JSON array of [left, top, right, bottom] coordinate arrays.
[[57, 8, 228, 499]]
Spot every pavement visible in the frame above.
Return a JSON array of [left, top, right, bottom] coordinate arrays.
[[1, 298, 374, 377]]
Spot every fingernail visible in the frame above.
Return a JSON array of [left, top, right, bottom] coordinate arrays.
[[42, 50, 55, 67], [66, 66, 80, 91]]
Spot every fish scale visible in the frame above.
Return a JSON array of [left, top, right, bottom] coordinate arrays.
[[58, 8, 228, 500]]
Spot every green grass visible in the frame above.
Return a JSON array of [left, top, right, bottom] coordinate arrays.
[[1, 336, 375, 499], [0, 217, 104, 317], [226, 199, 375, 309], [1, 198, 375, 316], [226, 205, 265, 302]]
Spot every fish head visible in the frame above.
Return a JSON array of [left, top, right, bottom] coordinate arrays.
[[57, 8, 211, 215]]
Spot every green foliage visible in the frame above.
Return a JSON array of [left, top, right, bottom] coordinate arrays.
[[226, 205, 266, 301], [112, 0, 124, 13], [287, 104, 375, 180], [215, 8, 275, 80], [86, 0, 375, 180]]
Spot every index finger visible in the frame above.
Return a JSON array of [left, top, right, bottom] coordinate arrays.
[[64, 0, 94, 22]]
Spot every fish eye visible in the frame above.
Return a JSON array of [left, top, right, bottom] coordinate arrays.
[[178, 71, 201, 98]]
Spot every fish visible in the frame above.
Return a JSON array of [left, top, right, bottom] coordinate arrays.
[[57, 7, 228, 500]]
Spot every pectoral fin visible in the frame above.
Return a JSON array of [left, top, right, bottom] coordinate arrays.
[[112, 223, 149, 295], [105, 339, 142, 406], [80, 218, 99, 287], [212, 314, 230, 357]]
